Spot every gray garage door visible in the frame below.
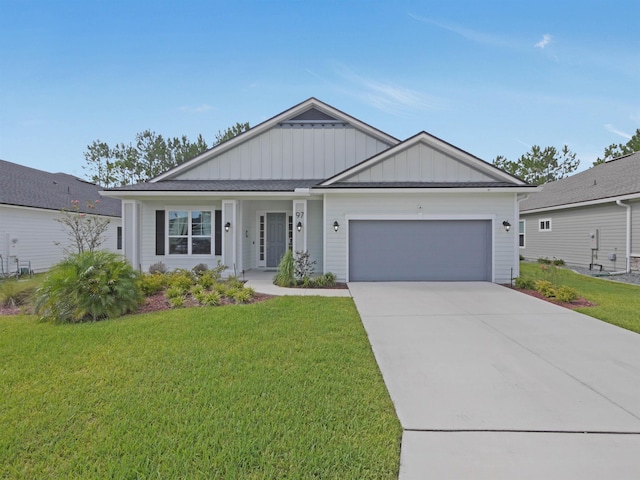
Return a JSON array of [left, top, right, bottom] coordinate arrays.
[[349, 220, 492, 281]]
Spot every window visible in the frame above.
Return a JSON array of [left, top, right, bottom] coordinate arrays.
[[117, 227, 122, 250], [168, 210, 212, 255], [539, 218, 552, 232], [518, 220, 525, 248]]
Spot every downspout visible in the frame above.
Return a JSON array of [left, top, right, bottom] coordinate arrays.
[[614, 200, 631, 274]]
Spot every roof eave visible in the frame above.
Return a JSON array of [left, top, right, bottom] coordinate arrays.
[[521, 191, 640, 214]]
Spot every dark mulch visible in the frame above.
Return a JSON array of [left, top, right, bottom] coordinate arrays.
[[507, 286, 596, 310]]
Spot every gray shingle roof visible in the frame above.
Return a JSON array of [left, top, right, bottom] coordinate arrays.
[[323, 181, 524, 189], [107, 179, 324, 192], [0, 159, 121, 217], [520, 152, 640, 212]]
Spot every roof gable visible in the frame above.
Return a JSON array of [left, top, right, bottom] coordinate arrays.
[[520, 151, 640, 212], [152, 98, 399, 182], [321, 132, 528, 187]]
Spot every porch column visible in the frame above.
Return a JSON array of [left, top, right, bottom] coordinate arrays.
[[122, 200, 140, 270], [293, 200, 307, 253], [222, 200, 238, 273]]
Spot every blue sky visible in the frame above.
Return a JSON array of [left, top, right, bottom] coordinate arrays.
[[1, 0, 638, 178]]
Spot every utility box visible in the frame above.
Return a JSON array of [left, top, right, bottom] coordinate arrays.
[[608, 252, 617, 261], [589, 230, 599, 250]]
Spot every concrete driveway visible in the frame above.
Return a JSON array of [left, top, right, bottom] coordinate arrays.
[[349, 282, 640, 479]]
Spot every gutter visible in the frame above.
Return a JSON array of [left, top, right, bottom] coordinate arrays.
[[612, 200, 631, 274]]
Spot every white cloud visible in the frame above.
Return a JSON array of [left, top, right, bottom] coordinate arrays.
[[178, 104, 212, 114], [409, 13, 513, 48], [605, 123, 632, 139], [535, 34, 552, 49], [333, 66, 444, 115]]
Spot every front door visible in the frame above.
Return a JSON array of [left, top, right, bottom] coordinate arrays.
[[266, 213, 287, 267]]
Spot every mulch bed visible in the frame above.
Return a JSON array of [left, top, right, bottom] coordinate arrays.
[[0, 292, 278, 317], [507, 286, 596, 310]]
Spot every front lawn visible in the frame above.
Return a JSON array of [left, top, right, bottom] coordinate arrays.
[[519, 262, 640, 333], [0, 297, 401, 479]]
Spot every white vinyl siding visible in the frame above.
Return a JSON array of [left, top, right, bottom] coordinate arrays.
[[343, 142, 498, 183], [324, 192, 517, 283], [0, 204, 121, 274], [521, 203, 628, 270], [174, 125, 392, 181]]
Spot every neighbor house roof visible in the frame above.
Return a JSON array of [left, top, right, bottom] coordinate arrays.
[[520, 152, 640, 212], [0, 159, 121, 216]]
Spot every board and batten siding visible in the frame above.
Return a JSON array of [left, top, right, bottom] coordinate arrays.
[[0, 204, 121, 274], [174, 125, 392, 181], [345, 142, 498, 183], [324, 192, 517, 283], [520, 202, 629, 270]]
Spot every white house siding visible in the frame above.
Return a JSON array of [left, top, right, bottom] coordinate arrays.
[[0, 204, 121, 274], [346, 142, 497, 183], [632, 200, 640, 270], [520, 203, 629, 271], [174, 125, 392, 181], [324, 192, 517, 283]]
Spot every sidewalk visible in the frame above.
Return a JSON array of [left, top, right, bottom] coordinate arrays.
[[243, 270, 351, 297]]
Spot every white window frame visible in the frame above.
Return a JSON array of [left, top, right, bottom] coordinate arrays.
[[519, 220, 525, 248], [538, 218, 552, 232], [167, 208, 213, 256]]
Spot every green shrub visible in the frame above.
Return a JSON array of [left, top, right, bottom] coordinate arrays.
[[138, 273, 166, 296], [201, 291, 221, 306], [0, 278, 40, 307], [35, 251, 141, 323], [552, 258, 565, 266], [555, 285, 579, 302], [534, 280, 556, 298], [273, 249, 294, 287], [192, 263, 209, 276], [537, 257, 552, 265], [230, 287, 254, 304], [208, 260, 227, 282], [294, 250, 316, 281], [197, 271, 216, 289], [519, 254, 525, 261], [322, 272, 336, 287], [514, 277, 535, 290], [166, 270, 195, 292], [165, 286, 185, 299], [168, 295, 185, 308], [149, 261, 167, 274]]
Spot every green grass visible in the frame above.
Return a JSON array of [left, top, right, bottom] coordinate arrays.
[[519, 262, 640, 333], [0, 297, 401, 479]]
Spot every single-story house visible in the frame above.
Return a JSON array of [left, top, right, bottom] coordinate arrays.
[[0, 159, 122, 274], [519, 151, 640, 272], [102, 98, 536, 283]]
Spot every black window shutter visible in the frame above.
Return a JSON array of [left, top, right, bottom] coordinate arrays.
[[214, 210, 222, 256], [156, 210, 165, 255]]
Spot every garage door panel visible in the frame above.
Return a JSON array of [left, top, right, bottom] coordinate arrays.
[[349, 220, 491, 281]]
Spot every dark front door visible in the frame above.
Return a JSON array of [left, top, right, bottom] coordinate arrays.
[[266, 213, 287, 268]]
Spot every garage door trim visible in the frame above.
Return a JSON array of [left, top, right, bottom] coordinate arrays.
[[345, 214, 496, 282]]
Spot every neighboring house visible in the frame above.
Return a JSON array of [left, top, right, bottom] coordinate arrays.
[[102, 98, 536, 283], [519, 151, 640, 272], [0, 159, 122, 274]]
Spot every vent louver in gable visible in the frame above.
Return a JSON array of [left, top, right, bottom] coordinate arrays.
[[281, 108, 345, 125]]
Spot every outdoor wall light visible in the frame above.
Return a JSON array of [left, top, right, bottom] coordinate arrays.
[[224, 222, 231, 232], [502, 220, 511, 232], [296, 221, 302, 232], [333, 221, 340, 232]]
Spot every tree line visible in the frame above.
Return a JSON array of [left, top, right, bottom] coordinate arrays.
[[83, 121, 638, 188], [83, 122, 250, 187], [492, 128, 640, 186]]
